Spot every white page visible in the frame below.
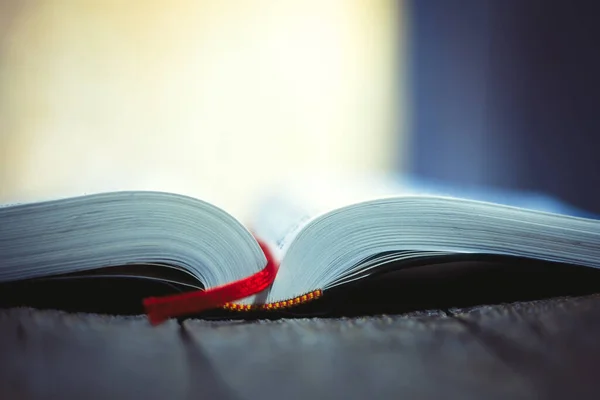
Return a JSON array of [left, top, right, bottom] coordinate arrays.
[[250, 172, 593, 261]]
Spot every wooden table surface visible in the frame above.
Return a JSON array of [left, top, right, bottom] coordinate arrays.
[[2, 293, 600, 400]]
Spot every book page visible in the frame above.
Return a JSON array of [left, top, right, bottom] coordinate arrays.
[[249, 172, 594, 260]]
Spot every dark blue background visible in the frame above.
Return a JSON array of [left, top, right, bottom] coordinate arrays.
[[405, 0, 600, 215]]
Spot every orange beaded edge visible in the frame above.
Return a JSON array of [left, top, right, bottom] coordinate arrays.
[[223, 289, 323, 312]]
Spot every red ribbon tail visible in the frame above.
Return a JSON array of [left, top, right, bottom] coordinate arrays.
[[143, 240, 278, 325]]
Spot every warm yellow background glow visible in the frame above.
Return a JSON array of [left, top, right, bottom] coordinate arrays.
[[0, 0, 404, 221]]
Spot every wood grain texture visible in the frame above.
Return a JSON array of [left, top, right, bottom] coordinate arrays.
[[2, 295, 600, 400]]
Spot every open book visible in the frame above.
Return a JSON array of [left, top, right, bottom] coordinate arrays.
[[2, 177, 600, 324]]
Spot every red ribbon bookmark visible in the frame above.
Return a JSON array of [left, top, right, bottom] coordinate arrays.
[[143, 240, 279, 325]]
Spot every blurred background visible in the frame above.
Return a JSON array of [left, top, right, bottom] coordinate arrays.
[[0, 0, 598, 221]]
